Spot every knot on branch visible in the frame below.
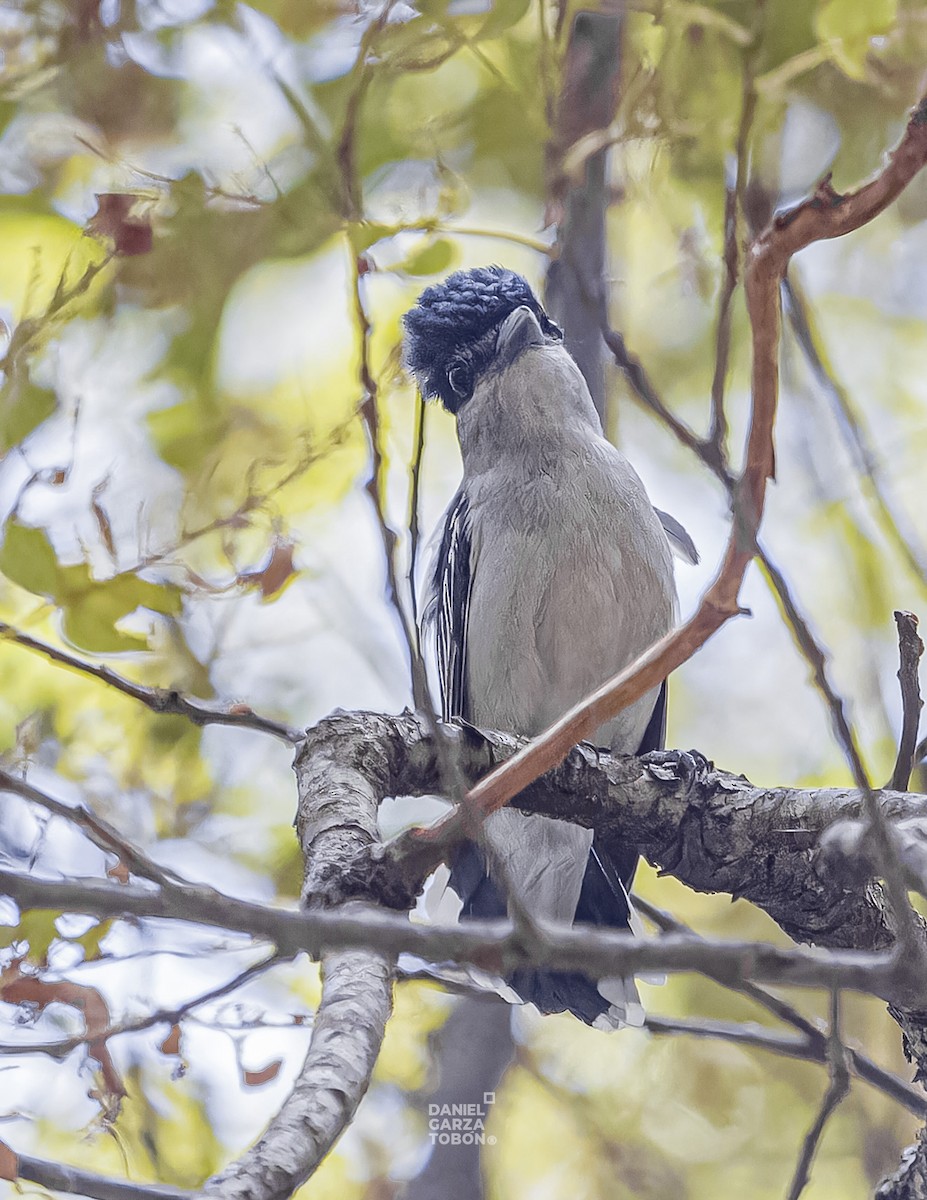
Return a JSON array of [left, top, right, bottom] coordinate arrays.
[[298, 709, 410, 799], [819, 815, 927, 900], [304, 842, 423, 913]]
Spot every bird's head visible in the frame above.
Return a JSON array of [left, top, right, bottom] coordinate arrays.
[[402, 266, 567, 414]]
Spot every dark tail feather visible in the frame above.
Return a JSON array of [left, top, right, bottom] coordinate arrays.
[[447, 683, 667, 1025], [448, 840, 636, 1026]]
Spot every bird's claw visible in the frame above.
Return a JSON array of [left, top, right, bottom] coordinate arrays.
[[641, 748, 712, 789]]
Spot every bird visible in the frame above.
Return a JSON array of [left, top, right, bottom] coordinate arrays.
[[403, 265, 692, 1029]]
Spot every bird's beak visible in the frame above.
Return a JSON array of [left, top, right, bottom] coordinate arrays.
[[496, 305, 546, 365]]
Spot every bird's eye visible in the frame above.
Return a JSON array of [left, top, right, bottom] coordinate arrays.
[[447, 361, 474, 402]]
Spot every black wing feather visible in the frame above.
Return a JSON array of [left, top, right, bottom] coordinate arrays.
[[636, 678, 667, 756], [432, 489, 473, 722]]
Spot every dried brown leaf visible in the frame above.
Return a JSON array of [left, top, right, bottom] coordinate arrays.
[[243, 1059, 283, 1087], [87, 193, 153, 257]]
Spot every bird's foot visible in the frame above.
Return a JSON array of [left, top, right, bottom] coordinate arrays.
[[640, 748, 712, 793]]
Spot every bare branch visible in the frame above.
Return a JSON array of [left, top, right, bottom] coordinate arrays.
[[604, 324, 732, 479], [707, 0, 767, 455], [0, 862, 907, 996], [785, 993, 851, 1200], [5, 708, 927, 1002], [14, 1152, 189, 1200], [0, 951, 281, 1059], [0, 622, 301, 745], [195, 950, 391, 1200], [407, 387, 427, 636], [350, 261, 431, 712], [194, 675, 397, 1200], [782, 269, 927, 587], [634, 894, 926, 1117], [0, 767, 172, 886], [891, 611, 925, 792]]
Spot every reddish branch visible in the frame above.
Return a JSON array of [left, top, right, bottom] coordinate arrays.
[[414, 91, 927, 850]]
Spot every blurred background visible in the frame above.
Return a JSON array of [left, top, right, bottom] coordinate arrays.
[[1, 0, 926, 1196]]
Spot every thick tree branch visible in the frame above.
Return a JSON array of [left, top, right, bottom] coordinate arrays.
[[5, 714, 927, 997], [192, 706, 395, 1200], [284, 711, 920, 955], [6, 708, 927, 1196]]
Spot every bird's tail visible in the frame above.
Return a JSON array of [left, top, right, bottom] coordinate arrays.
[[447, 839, 644, 1029]]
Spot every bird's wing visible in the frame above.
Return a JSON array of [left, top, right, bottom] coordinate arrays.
[[428, 488, 473, 722], [636, 677, 667, 754], [653, 507, 699, 565]]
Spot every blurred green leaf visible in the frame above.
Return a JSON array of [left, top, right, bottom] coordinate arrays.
[[75, 919, 113, 962], [60, 588, 150, 653], [814, 0, 897, 79], [0, 373, 57, 452], [397, 236, 456, 276], [0, 517, 182, 652], [0, 909, 58, 960], [0, 519, 60, 597], [348, 221, 397, 254]]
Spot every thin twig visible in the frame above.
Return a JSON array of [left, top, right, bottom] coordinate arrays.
[[611, 310, 927, 986], [0, 950, 282, 1059], [782, 270, 927, 587], [754, 552, 927, 987], [755, 545, 866, 766], [342, 62, 541, 936], [645, 1012, 925, 1117], [407, 387, 427, 641], [350, 261, 431, 712], [889, 611, 924, 791], [0, 766, 173, 886], [785, 991, 851, 1200], [0, 622, 300, 745], [707, 0, 767, 456], [595, 97, 927, 984], [633, 894, 926, 1117], [14, 1153, 189, 1200]]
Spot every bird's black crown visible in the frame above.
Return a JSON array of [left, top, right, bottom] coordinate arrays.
[[403, 266, 555, 410]]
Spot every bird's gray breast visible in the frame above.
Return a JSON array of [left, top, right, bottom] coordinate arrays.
[[463, 434, 675, 751], [461, 434, 675, 924]]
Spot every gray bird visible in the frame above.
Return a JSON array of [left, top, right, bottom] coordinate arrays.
[[403, 266, 692, 1028]]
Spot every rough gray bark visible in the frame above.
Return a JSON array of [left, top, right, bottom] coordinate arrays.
[[301, 710, 915, 950], [296, 711, 927, 1143], [878, 1127, 927, 1200], [295, 709, 927, 1200], [7, 708, 927, 1200], [193, 720, 395, 1200]]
